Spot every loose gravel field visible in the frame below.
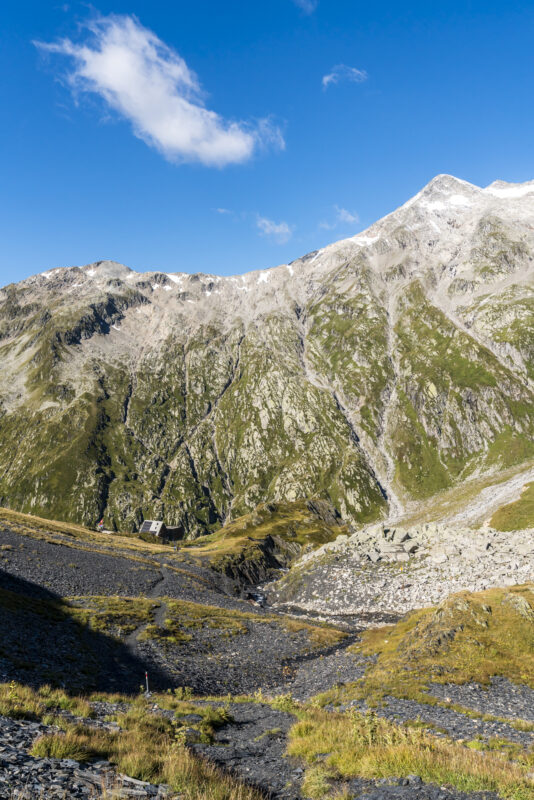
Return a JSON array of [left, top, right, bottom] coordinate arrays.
[[1, 519, 533, 800]]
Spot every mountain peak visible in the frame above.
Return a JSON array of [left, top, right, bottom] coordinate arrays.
[[396, 174, 481, 217], [421, 174, 480, 199], [83, 261, 133, 279], [426, 173, 476, 190]]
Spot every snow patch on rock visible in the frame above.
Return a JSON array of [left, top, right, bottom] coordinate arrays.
[[486, 183, 534, 199]]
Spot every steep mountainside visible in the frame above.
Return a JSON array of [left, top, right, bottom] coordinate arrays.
[[1, 174, 533, 534]]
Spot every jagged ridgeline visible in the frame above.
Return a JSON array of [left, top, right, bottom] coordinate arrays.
[[0, 174, 533, 535]]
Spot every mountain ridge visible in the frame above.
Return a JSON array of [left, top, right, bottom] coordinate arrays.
[[1, 173, 533, 534], [12, 173, 534, 290]]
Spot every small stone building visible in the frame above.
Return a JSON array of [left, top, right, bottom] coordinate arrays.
[[139, 520, 168, 538]]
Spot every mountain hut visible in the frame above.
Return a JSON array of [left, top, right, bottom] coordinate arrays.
[[139, 520, 168, 538]]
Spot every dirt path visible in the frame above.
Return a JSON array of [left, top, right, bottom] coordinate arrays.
[[124, 567, 171, 658]]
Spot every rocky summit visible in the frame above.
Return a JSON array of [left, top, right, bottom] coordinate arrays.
[[1, 174, 534, 535], [1, 175, 534, 800]]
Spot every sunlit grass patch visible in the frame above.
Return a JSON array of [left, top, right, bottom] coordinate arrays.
[[0, 681, 93, 721], [397, 459, 534, 529], [346, 584, 534, 704], [179, 499, 348, 574], [491, 482, 534, 531], [288, 708, 534, 800], [31, 703, 262, 800], [1, 682, 261, 799], [280, 618, 346, 648], [138, 597, 346, 649], [67, 595, 159, 637]]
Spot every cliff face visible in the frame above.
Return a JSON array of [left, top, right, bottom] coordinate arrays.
[[1, 175, 533, 534]]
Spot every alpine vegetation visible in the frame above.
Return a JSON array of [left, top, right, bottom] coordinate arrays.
[[1, 174, 533, 535]]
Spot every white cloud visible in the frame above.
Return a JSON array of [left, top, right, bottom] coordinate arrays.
[[292, 0, 318, 13], [322, 64, 367, 90], [319, 205, 359, 230], [256, 216, 293, 244], [35, 14, 284, 167], [216, 208, 232, 215], [335, 205, 359, 224]]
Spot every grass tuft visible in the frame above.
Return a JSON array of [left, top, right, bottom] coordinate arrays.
[[31, 705, 263, 800], [0, 681, 93, 721]]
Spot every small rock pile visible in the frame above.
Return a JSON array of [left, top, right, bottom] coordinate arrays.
[[300, 524, 421, 565]]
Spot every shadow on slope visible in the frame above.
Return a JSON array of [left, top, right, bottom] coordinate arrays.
[[0, 569, 168, 694]]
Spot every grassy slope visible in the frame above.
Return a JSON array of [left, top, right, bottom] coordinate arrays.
[[1, 283, 389, 534], [138, 597, 346, 649], [179, 499, 349, 574], [305, 263, 391, 443], [392, 282, 534, 501], [458, 285, 534, 380], [0, 506, 174, 558], [322, 585, 534, 706], [288, 706, 534, 800], [491, 483, 534, 531], [288, 583, 534, 799], [4, 680, 534, 800], [0, 682, 262, 800], [396, 459, 534, 528], [66, 593, 346, 650]]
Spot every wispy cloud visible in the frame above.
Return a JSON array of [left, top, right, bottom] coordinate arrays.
[[319, 205, 359, 230], [35, 14, 285, 167], [335, 206, 359, 224], [322, 64, 367, 90], [215, 207, 232, 215], [256, 216, 293, 244], [292, 0, 318, 13]]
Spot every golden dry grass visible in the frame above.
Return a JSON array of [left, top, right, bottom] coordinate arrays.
[[179, 500, 347, 567], [137, 597, 346, 649], [288, 708, 534, 800], [31, 706, 263, 800], [0, 681, 93, 720], [350, 584, 534, 703]]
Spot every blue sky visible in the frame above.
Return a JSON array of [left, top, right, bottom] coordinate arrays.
[[1, 0, 534, 285]]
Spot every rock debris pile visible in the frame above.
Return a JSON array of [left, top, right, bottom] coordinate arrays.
[[268, 524, 534, 620]]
